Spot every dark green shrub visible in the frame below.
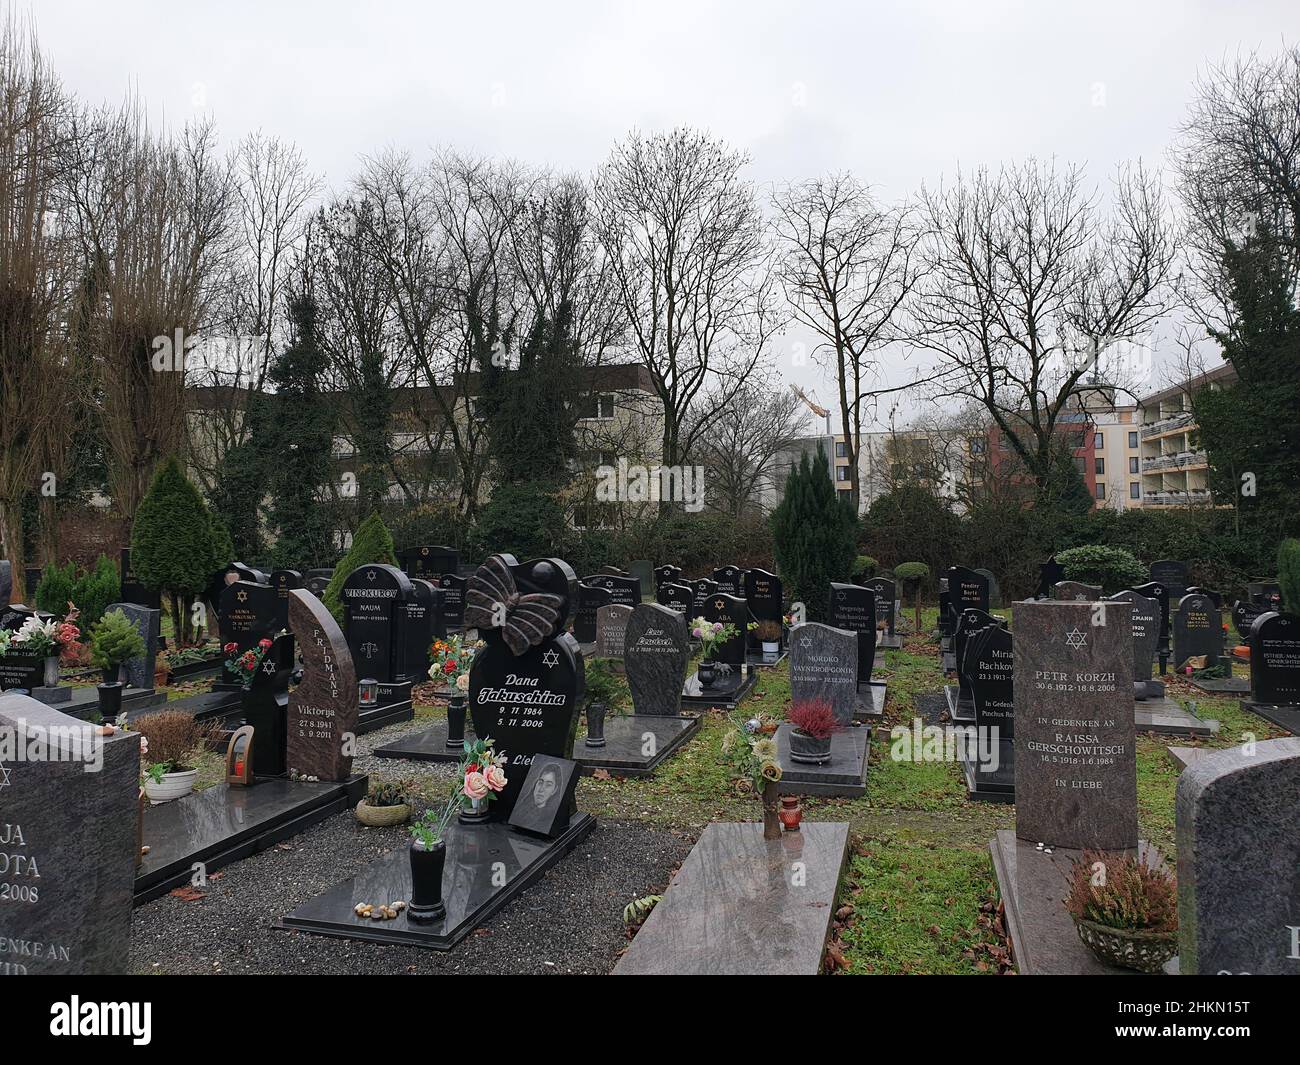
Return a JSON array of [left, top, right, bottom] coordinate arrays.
[[852, 555, 878, 580], [1279, 539, 1300, 614], [468, 482, 568, 564], [770, 447, 857, 622], [1056, 545, 1146, 593], [36, 561, 77, 615], [73, 554, 121, 628], [323, 511, 397, 620], [390, 503, 468, 555], [582, 657, 628, 715]]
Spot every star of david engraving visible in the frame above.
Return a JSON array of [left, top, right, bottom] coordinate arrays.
[[800, 636, 812, 649], [1065, 627, 1087, 650], [236, 589, 248, 603], [0, 763, 11, 789], [366, 569, 376, 581], [541, 649, 559, 668]]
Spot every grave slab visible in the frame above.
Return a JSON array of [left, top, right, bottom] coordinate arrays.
[[275, 813, 596, 951], [774, 722, 870, 797], [1240, 700, 1300, 735], [374, 718, 477, 764], [990, 830, 1162, 975], [744, 647, 788, 669], [960, 738, 1015, 803], [1166, 746, 1213, 771], [136, 775, 367, 904], [943, 684, 974, 723], [574, 713, 702, 776], [1186, 675, 1249, 695], [681, 667, 757, 710], [854, 682, 887, 722], [1134, 699, 1219, 738], [613, 822, 850, 976], [58, 684, 166, 720]]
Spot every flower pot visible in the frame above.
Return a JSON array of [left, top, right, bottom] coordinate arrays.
[[43, 656, 60, 687], [779, 795, 803, 832], [788, 727, 833, 765], [407, 839, 447, 922], [761, 640, 779, 663], [585, 702, 608, 748], [143, 767, 198, 805], [354, 799, 411, 827], [1071, 916, 1178, 973], [102, 664, 123, 685], [698, 660, 717, 689], [96, 682, 124, 719], [458, 793, 492, 825], [445, 695, 467, 750]]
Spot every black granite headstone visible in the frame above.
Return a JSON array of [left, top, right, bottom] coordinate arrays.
[[655, 581, 694, 614], [1149, 560, 1189, 602], [398, 545, 460, 579], [217, 581, 281, 687], [711, 565, 745, 596], [1106, 589, 1161, 697], [1248, 612, 1300, 707], [688, 578, 720, 614], [1033, 557, 1065, 600], [948, 566, 989, 614], [967, 624, 1014, 738], [863, 577, 896, 634], [828, 582, 877, 684], [106, 602, 160, 692], [595, 603, 632, 660], [404, 579, 437, 680], [341, 564, 413, 684], [743, 568, 783, 623], [582, 573, 641, 607], [653, 565, 683, 589], [623, 604, 691, 716], [1173, 593, 1221, 669], [436, 573, 468, 632], [270, 569, 303, 631], [573, 583, 612, 644], [118, 547, 161, 611], [702, 593, 750, 666]]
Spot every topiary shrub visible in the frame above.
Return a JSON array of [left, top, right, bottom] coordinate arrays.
[[1055, 545, 1146, 594], [1279, 538, 1300, 615], [895, 561, 930, 633], [852, 555, 878, 581], [770, 446, 857, 622], [323, 511, 397, 621], [89, 607, 147, 669], [36, 561, 77, 615], [73, 554, 121, 629]]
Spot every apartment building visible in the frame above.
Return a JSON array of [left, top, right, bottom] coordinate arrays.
[[1135, 363, 1236, 509]]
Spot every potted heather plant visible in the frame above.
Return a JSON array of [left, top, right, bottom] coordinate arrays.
[[1065, 850, 1178, 972], [355, 779, 413, 827], [756, 619, 783, 663], [787, 698, 841, 765], [407, 790, 463, 923], [135, 709, 204, 804]]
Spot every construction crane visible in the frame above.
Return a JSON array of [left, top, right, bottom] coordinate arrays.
[[790, 384, 832, 435]]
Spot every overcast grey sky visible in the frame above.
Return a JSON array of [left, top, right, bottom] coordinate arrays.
[[32, 0, 1300, 428]]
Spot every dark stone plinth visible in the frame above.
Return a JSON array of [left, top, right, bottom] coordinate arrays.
[[31, 684, 72, 704], [878, 633, 902, 650], [1186, 675, 1249, 694], [275, 812, 596, 951], [358, 681, 414, 734], [374, 719, 479, 764], [1135, 699, 1219, 737], [854, 682, 887, 722], [943, 684, 974, 723], [62, 684, 166, 722], [681, 667, 757, 710], [613, 822, 850, 976], [136, 775, 367, 904], [135, 688, 240, 726], [774, 722, 870, 797], [1240, 700, 1300, 735], [574, 714, 701, 776], [1166, 746, 1212, 772], [960, 738, 1015, 803], [990, 830, 1162, 975]]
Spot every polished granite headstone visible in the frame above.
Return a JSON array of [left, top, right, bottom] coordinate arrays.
[[1033, 557, 1065, 600], [287, 588, 359, 782], [137, 775, 367, 904], [398, 545, 460, 579], [743, 566, 783, 662], [271, 569, 303, 631], [1173, 593, 1221, 670], [583, 572, 641, 607], [404, 578, 437, 676], [1052, 580, 1101, 602], [655, 580, 693, 614], [106, 602, 160, 693], [342, 563, 415, 692], [0, 646, 45, 691], [975, 567, 1002, 609], [688, 578, 720, 614], [828, 582, 877, 686], [947, 566, 989, 614], [613, 822, 850, 975], [1243, 612, 1300, 732], [0, 693, 140, 973], [945, 607, 1005, 722], [711, 565, 745, 596], [864, 577, 899, 646], [788, 622, 859, 725], [624, 604, 691, 716], [1175, 739, 1300, 975], [653, 564, 683, 589], [118, 547, 162, 610], [702, 593, 751, 666], [218, 580, 281, 688], [1107, 589, 1162, 698], [275, 811, 595, 950], [304, 569, 333, 599], [466, 554, 583, 818], [1149, 559, 1190, 602], [1013, 599, 1137, 850], [594, 603, 632, 660], [507, 754, 579, 838], [573, 582, 611, 646], [628, 560, 655, 596], [436, 572, 468, 632], [574, 713, 701, 776], [1232, 599, 1269, 641]]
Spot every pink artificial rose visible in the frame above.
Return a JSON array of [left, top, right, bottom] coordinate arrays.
[[463, 770, 489, 801], [484, 764, 507, 792]]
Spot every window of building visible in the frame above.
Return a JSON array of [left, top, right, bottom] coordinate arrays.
[[835, 441, 847, 458], [1094, 432, 1104, 448], [1130, 482, 1141, 499], [1128, 431, 1138, 448], [1096, 482, 1106, 500], [1095, 457, 1105, 475], [1129, 457, 1139, 474], [578, 394, 615, 420], [837, 489, 852, 502], [969, 438, 986, 455], [836, 466, 850, 482]]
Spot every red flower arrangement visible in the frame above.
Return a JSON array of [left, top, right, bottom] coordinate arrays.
[[224, 637, 274, 686], [787, 698, 840, 740]]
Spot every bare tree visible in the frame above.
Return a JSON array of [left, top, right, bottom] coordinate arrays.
[[911, 158, 1175, 499], [771, 173, 924, 511], [695, 379, 809, 516], [594, 128, 780, 493], [0, 13, 75, 596], [1175, 45, 1300, 331]]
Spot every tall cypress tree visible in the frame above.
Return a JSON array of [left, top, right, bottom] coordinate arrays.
[[770, 445, 858, 621], [267, 292, 338, 568]]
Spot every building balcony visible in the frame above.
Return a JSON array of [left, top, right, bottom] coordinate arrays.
[[1139, 411, 1195, 438], [1141, 450, 1208, 473], [1142, 488, 1214, 506]]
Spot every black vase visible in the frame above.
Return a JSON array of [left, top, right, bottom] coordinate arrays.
[[445, 696, 467, 750], [102, 665, 122, 686], [585, 702, 608, 748], [407, 839, 447, 922], [97, 682, 124, 718], [698, 659, 716, 689]]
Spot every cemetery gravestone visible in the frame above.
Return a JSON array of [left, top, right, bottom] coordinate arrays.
[[743, 568, 783, 624], [218, 581, 281, 688], [712, 565, 745, 596], [507, 755, 580, 839], [623, 604, 691, 715], [398, 545, 460, 579], [1132, 580, 1172, 671], [948, 566, 989, 614], [703, 593, 751, 666], [573, 583, 612, 644], [0, 693, 140, 974], [1106, 590, 1161, 698], [950, 608, 1005, 718], [1175, 739, 1300, 975], [287, 588, 359, 782], [341, 565, 414, 684], [828, 582, 877, 685], [653, 565, 683, 589], [655, 581, 694, 615], [1232, 599, 1269, 642], [864, 577, 897, 635], [404, 579, 437, 681], [788, 623, 859, 725], [1033, 557, 1065, 600], [1052, 581, 1101, 602], [118, 547, 161, 611], [466, 554, 583, 818], [975, 568, 1002, 609], [1247, 613, 1300, 708], [583, 573, 641, 607], [304, 569, 334, 599], [595, 603, 632, 660], [961, 624, 1016, 799], [106, 602, 160, 692], [437, 573, 468, 632], [1173, 593, 1221, 670], [689, 578, 720, 614], [1013, 599, 1138, 850], [271, 569, 303, 631], [627, 560, 655, 597], [1149, 560, 1190, 602]]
